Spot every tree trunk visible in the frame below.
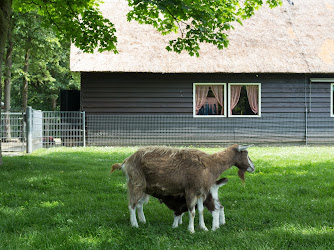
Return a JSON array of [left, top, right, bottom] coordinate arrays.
[[51, 97, 57, 111], [4, 21, 13, 140], [22, 47, 31, 112], [0, 0, 13, 165]]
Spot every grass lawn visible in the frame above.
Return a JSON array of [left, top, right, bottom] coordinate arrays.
[[1, 146, 334, 249]]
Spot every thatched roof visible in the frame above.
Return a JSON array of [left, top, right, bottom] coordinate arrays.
[[70, 0, 334, 73]]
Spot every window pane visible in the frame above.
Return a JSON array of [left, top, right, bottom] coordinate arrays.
[[195, 85, 225, 116], [231, 85, 259, 116]]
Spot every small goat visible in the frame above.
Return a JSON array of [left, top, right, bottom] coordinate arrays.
[[112, 144, 255, 233], [155, 177, 228, 230]]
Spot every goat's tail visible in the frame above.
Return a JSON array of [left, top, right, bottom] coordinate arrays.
[[111, 157, 130, 174], [111, 163, 122, 173]]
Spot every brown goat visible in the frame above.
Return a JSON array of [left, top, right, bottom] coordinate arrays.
[[155, 177, 228, 230], [113, 144, 255, 233], [112, 163, 228, 230]]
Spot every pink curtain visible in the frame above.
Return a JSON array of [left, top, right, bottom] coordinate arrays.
[[230, 85, 242, 114], [246, 85, 259, 114], [210, 85, 224, 115], [195, 85, 209, 114]]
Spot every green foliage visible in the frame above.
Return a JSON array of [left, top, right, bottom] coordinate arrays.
[[128, 0, 282, 56], [7, 11, 80, 111], [1, 146, 333, 249], [13, 0, 118, 54]]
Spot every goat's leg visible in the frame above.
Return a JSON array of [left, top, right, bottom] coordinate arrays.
[[129, 204, 139, 227], [172, 214, 181, 228], [172, 213, 183, 228], [185, 191, 198, 233], [188, 207, 196, 233], [128, 182, 145, 228], [179, 213, 183, 225], [137, 194, 149, 223], [197, 197, 208, 231], [219, 205, 225, 225], [212, 210, 220, 231]]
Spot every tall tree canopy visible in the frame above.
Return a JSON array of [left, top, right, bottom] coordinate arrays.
[[0, 0, 282, 164], [8, 11, 79, 111]]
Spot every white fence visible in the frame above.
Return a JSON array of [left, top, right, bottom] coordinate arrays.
[[1, 108, 85, 153]]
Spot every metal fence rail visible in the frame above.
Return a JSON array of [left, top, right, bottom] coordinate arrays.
[[86, 113, 313, 147], [307, 116, 334, 145], [1, 111, 334, 153], [0, 112, 26, 152], [42, 111, 85, 148]]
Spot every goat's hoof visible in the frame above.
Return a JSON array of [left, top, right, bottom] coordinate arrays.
[[172, 224, 178, 228], [212, 226, 219, 231], [188, 228, 195, 233], [139, 219, 146, 223], [201, 226, 209, 232]]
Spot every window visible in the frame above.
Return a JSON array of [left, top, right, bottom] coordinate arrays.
[[331, 83, 334, 117], [193, 83, 261, 118], [193, 83, 226, 117], [228, 83, 261, 117]]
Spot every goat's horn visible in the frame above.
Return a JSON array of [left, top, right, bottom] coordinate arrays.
[[237, 144, 254, 152]]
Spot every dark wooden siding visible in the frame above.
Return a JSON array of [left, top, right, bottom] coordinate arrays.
[[81, 73, 193, 114], [81, 72, 332, 115], [307, 81, 334, 144], [81, 72, 334, 145]]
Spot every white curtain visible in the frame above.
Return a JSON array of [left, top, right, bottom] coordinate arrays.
[[210, 85, 224, 115], [230, 85, 242, 114], [195, 85, 209, 114], [246, 85, 259, 114]]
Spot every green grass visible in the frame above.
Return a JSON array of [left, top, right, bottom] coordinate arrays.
[[1, 146, 334, 249]]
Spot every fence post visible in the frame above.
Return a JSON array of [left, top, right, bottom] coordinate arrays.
[[82, 111, 86, 147], [26, 106, 32, 153]]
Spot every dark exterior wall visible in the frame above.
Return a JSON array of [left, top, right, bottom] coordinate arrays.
[[81, 72, 192, 114], [81, 72, 333, 116], [308, 81, 332, 118], [81, 72, 334, 146]]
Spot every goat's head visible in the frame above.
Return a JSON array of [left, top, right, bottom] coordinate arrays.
[[232, 145, 255, 182]]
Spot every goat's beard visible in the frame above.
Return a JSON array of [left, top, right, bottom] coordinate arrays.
[[238, 169, 246, 183]]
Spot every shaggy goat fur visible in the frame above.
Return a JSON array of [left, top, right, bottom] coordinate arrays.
[[112, 144, 255, 233]]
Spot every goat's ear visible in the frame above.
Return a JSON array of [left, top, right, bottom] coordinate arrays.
[[236, 144, 254, 152], [216, 177, 228, 187]]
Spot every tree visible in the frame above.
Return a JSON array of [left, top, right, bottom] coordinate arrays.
[[10, 11, 67, 111], [3, 16, 13, 140], [4, 11, 80, 112], [127, 0, 282, 56], [0, 0, 282, 164]]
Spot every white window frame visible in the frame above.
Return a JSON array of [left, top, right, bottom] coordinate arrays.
[[228, 83, 262, 118], [193, 83, 227, 118], [331, 83, 334, 117]]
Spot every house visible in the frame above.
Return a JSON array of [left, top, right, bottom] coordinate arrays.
[[70, 0, 334, 146]]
